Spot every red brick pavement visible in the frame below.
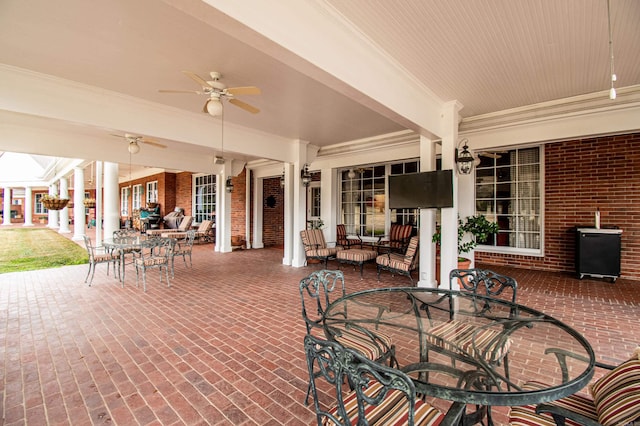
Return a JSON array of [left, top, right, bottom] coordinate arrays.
[[1, 226, 639, 425]]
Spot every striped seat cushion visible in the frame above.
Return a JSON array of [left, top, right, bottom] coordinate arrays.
[[95, 253, 119, 262], [337, 249, 377, 262], [509, 381, 597, 426], [334, 327, 393, 361], [426, 320, 511, 363], [308, 247, 341, 257], [324, 380, 445, 426], [376, 253, 412, 272], [590, 349, 640, 426], [135, 257, 168, 267]]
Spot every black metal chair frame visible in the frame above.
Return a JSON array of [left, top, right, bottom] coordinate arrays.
[[304, 334, 461, 426], [531, 348, 622, 426], [299, 269, 396, 405], [376, 236, 419, 284]]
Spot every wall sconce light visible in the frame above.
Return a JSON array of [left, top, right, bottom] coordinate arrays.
[[301, 164, 312, 187], [280, 168, 285, 188], [225, 177, 234, 193], [455, 138, 474, 175]]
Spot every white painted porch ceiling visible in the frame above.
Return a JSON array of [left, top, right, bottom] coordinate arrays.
[[0, 0, 639, 170]]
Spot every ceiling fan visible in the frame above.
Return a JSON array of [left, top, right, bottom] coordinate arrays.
[[111, 133, 167, 154], [159, 71, 261, 116]]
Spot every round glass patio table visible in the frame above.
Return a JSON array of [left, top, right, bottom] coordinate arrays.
[[323, 287, 596, 411]]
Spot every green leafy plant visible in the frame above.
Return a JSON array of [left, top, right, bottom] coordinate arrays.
[[432, 214, 499, 261]]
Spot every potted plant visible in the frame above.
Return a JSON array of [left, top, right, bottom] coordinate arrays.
[[41, 194, 70, 210], [433, 214, 499, 268]]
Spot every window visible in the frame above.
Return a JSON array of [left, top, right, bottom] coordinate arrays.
[[389, 161, 420, 233], [307, 183, 322, 228], [120, 186, 130, 216], [475, 146, 542, 253], [132, 184, 143, 210], [193, 174, 216, 223], [146, 181, 157, 204], [340, 165, 386, 238], [35, 193, 47, 214]]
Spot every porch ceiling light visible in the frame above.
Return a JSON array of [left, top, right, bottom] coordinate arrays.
[[455, 138, 474, 175], [301, 164, 312, 187]]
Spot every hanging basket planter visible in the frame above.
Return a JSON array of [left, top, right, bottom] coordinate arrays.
[[83, 198, 97, 208], [42, 197, 70, 210]]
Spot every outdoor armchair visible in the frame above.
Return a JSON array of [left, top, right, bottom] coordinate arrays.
[[336, 224, 362, 249], [510, 347, 640, 426], [300, 229, 342, 267], [299, 269, 396, 405], [376, 235, 419, 284], [170, 229, 196, 277], [82, 235, 120, 285], [133, 238, 174, 292], [147, 215, 193, 237], [304, 334, 446, 425], [379, 223, 413, 253]]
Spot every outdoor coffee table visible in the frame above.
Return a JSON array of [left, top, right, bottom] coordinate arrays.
[[336, 248, 377, 278]]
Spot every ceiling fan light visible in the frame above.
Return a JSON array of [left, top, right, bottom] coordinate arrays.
[[128, 141, 140, 154], [206, 98, 223, 116]]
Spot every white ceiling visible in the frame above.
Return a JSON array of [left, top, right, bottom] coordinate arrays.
[[0, 0, 639, 175]]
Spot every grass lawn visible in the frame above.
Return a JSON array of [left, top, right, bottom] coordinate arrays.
[[0, 228, 88, 274]]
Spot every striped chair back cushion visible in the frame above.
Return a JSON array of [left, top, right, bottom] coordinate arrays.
[[300, 229, 327, 254], [590, 349, 640, 426], [178, 216, 194, 231], [388, 224, 413, 248], [337, 224, 347, 239]]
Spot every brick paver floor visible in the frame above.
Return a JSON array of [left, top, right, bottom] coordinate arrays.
[[1, 229, 639, 425]]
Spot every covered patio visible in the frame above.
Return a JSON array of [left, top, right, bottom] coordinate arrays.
[[1, 234, 638, 425]]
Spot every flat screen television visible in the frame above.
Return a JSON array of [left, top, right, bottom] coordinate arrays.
[[388, 169, 454, 209]]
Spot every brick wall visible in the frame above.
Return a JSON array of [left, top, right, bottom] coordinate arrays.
[[174, 172, 192, 216], [476, 131, 640, 280], [230, 169, 247, 240], [262, 177, 284, 247]]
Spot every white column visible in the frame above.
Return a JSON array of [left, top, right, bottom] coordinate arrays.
[[72, 167, 86, 240], [58, 177, 71, 233], [216, 163, 232, 253], [2, 187, 11, 226], [252, 175, 265, 250], [440, 101, 463, 290], [417, 135, 438, 288], [282, 163, 293, 264], [292, 141, 310, 268], [103, 162, 120, 239], [23, 187, 34, 226], [244, 169, 252, 249], [95, 162, 103, 245], [320, 167, 336, 244], [48, 184, 59, 229]]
